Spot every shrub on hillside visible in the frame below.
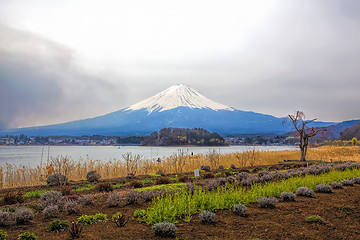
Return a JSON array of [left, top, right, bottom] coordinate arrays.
[[125, 190, 139, 205], [230, 164, 236, 169], [46, 174, 68, 186], [342, 179, 354, 186], [0, 211, 12, 226], [316, 184, 332, 193], [13, 208, 34, 224], [331, 182, 343, 189], [296, 187, 315, 197], [227, 176, 236, 184], [64, 200, 81, 214], [129, 180, 143, 189], [257, 197, 278, 208], [179, 175, 190, 183], [77, 195, 94, 205], [42, 205, 59, 218], [237, 172, 249, 181], [206, 179, 219, 191], [106, 192, 122, 207], [201, 165, 211, 172], [152, 221, 177, 237], [140, 191, 155, 202], [156, 177, 172, 185], [280, 192, 296, 202], [352, 177, 360, 184], [95, 182, 113, 192], [232, 203, 248, 216], [218, 165, 224, 170], [86, 170, 101, 182], [199, 210, 216, 224], [218, 178, 227, 186], [40, 191, 65, 208]]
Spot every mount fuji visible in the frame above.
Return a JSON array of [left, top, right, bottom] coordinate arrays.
[[2, 84, 334, 136]]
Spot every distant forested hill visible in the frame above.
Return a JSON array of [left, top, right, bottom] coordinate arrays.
[[340, 120, 360, 140], [141, 128, 227, 146]]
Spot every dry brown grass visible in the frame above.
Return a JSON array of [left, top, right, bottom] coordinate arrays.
[[1, 146, 359, 188]]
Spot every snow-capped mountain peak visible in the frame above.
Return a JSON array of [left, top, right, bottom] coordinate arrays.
[[125, 84, 234, 113]]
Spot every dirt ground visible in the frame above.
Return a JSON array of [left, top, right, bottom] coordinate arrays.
[[4, 182, 360, 240]]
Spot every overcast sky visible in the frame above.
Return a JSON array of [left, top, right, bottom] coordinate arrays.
[[1, 0, 360, 129]]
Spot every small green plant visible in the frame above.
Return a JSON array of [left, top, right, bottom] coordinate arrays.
[[18, 232, 37, 240], [112, 184, 123, 189], [305, 215, 324, 223], [0, 230, 7, 240], [75, 184, 95, 192], [133, 209, 146, 223], [337, 205, 353, 211], [148, 174, 162, 178], [139, 179, 153, 184], [94, 213, 107, 222], [24, 189, 52, 198], [48, 219, 69, 232], [112, 212, 129, 227], [77, 215, 96, 225]]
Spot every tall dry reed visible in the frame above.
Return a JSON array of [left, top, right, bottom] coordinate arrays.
[[1, 146, 359, 188]]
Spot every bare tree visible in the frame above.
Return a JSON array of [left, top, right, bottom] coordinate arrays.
[[288, 111, 325, 161]]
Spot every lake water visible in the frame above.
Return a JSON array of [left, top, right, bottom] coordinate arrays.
[[0, 145, 298, 167]]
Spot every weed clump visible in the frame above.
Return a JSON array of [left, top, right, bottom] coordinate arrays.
[[95, 182, 113, 192], [86, 170, 101, 182], [199, 211, 216, 224], [227, 176, 236, 184], [47, 219, 68, 232], [152, 221, 177, 237], [13, 208, 34, 224], [296, 187, 315, 197], [112, 212, 128, 227], [46, 174, 68, 186], [305, 215, 324, 224], [201, 165, 211, 172], [129, 180, 143, 189], [203, 173, 215, 179], [179, 175, 190, 183], [331, 182, 343, 189], [257, 197, 278, 208], [156, 177, 172, 185], [230, 164, 236, 169], [232, 203, 248, 216], [237, 172, 249, 181], [316, 184, 332, 193], [133, 209, 147, 223], [106, 192, 122, 207], [68, 222, 82, 239], [280, 192, 296, 202], [18, 231, 37, 240]]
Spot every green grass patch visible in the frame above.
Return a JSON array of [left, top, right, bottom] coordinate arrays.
[[24, 189, 53, 198], [148, 174, 162, 178], [134, 183, 186, 193], [139, 179, 153, 184], [170, 177, 178, 182], [75, 184, 95, 192], [305, 215, 324, 223], [337, 205, 353, 211], [77, 213, 107, 225], [113, 184, 123, 189], [143, 168, 360, 224]]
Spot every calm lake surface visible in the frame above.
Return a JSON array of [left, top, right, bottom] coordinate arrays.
[[0, 145, 298, 167]]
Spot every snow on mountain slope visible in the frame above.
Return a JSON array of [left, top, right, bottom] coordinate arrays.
[[125, 84, 233, 113]]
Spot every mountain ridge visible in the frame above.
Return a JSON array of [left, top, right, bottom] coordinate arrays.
[[1, 84, 337, 136]]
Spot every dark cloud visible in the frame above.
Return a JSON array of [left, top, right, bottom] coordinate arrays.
[[0, 24, 126, 129]]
